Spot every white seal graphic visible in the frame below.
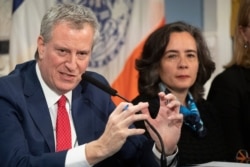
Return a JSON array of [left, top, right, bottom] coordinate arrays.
[[57, 0, 134, 68]]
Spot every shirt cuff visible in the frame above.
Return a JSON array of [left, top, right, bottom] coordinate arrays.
[[65, 144, 92, 167], [152, 144, 178, 166]]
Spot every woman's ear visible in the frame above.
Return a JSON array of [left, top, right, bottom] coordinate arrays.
[[239, 25, 248, 42]]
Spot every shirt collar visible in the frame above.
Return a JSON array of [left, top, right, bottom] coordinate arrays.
[[35, 63, 72, 108]]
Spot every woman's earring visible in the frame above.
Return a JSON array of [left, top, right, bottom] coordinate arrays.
[[244, 41, 249, 49]]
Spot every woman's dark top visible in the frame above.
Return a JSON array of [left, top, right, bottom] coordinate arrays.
[[207, 65, 250, 162], [132, 95, 230, 166]]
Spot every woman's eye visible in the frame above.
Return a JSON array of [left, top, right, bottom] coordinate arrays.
[[167, 54, 178, 59], [187, 53, 197, 58]]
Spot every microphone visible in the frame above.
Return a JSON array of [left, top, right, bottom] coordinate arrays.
[[82, 73, 167, 167], [82, 73, 131, 102]]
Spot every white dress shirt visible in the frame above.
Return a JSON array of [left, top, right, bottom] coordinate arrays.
[[36, 64, 91, 167]]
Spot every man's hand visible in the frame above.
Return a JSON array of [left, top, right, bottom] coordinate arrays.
[[85, 102, 149, 165]]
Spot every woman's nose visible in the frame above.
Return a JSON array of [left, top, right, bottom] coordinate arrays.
[[178, 57, 188, 68]]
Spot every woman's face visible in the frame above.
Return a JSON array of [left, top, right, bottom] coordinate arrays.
[[159, 32, 199, 93]]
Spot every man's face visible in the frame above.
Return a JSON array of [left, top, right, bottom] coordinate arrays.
[[37, 22, 94, 94]]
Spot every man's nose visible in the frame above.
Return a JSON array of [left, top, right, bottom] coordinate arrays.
[[65, 54, 77, 70]]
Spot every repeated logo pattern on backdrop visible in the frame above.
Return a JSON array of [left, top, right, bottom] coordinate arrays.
[[58, 0, 133, 68]]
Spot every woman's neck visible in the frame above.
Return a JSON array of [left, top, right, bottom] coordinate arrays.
[[168, 89, 188, 106]]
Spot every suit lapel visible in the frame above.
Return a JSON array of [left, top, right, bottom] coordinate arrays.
[[23, 62, 55, 152], [71, 85, 97, 144]]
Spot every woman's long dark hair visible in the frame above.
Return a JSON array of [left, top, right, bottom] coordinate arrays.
[[136, 21, 215, 101]]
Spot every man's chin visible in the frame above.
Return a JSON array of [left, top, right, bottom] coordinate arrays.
[[57, 84, 77, 94]]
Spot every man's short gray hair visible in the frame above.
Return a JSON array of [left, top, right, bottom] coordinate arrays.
[[40, 3, 100, 44]]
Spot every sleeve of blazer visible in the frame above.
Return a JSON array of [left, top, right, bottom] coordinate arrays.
[[82, 72, 162, 167]]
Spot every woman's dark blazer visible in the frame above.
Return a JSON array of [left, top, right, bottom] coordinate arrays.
[[207, 65, 250, 162], [132, 94, 230, 165]]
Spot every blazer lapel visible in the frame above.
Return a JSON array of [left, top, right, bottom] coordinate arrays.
[[71, 85, 99, 144], [23, 62, 55, 152]]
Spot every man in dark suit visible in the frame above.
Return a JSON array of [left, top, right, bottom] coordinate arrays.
[[0, 3, 183, 167]]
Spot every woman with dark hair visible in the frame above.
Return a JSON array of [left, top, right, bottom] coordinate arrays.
[[132, 21, 230, 165]]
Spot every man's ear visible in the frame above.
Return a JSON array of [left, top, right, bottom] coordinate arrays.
[[37, 36, 45, 59]]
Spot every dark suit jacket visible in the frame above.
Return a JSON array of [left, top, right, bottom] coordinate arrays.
[[0, 60, 159, 167], [207, 65, 250, 161]]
